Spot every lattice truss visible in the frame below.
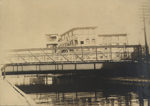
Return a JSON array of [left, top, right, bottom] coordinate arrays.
[[4, 46, 140, 64]]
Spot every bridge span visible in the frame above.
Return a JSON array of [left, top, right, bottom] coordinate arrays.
[[1, 45, 143, 77]]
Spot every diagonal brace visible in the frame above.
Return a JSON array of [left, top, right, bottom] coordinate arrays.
[[41, 49, 55, 62], [15, 52, 26, 63], [58, 53, 69, 61], [28, 50, 41, 62]]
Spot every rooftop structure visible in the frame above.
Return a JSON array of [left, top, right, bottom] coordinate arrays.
[[45, 34, 58, 48]]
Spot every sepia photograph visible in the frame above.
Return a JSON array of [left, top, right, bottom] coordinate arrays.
[[0, 0, 150, 105]]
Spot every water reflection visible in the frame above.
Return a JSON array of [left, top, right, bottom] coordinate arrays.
[[6, 74, 150, 106]]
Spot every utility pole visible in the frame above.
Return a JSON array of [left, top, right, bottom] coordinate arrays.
[[139, 3, 150, 73]]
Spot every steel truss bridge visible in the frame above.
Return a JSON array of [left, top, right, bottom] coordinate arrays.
[[1, 45, 143, 77]]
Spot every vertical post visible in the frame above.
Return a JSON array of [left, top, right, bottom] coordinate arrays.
[[82, 47, 83, 61], [76, 91, 78, 100], [62, 92, 65, 102], [46, 74, 48, 85], [58, 92, 59, 100], [95, 91, 97, 101], [39, 65, 41, 71], [17, 65, 19, 77], [139, 99, 144, 106], [4, 68, 6, 80], [55, 63, 56, 70], [68, 48, 70, 61], [128, 46, 129, 59], [57, 64, 58, 70], [22, 65, 23, 71], [36, 65, 38, 77], [40, 93, 41, 99], [13, 66, 14, 72], [62, 63, 63, 70], [96, 47, 97, 61], [56, 92, 58, 100], [75, 63, 76, 70], [111, 99, 114, 106], [110, 46, 112, 61], [94, 63, 96, 70], [36, 65, 37, 71]]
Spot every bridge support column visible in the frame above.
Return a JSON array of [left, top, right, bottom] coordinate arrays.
[[39, 65, 41, 71], [46, 74, 48, 85], [95, 91, 97, 101], [55, 63, 57, 70], [36, 65, 37, 71], [36, 65, 39, 77], [13, 66, 14, 72], [57, 64, 58, 70], [94, 63, 96, 70], [17, 66, 19, 78], [56, 92, 59, 100], [17, 66, 18, 72], [75, 63, 76, 70], [62, 63, 63, 70], [76, 91, 78, 100], [21, 65, 23, 71], [62, 93, 65, 102]]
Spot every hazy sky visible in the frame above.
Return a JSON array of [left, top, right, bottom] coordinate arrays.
[[0, 0, 150, 51]]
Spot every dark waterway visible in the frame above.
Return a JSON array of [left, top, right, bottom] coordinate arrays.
[[6, 74, 150, 106]]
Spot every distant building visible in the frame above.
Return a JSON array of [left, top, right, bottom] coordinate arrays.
[[58, 27, 97, 47], [45, 27, 128, 48], [45, 34, 58, 48], [98, 34, 128, 46]]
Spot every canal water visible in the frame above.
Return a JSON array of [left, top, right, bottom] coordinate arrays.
[[6, 74, 150, 106]]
